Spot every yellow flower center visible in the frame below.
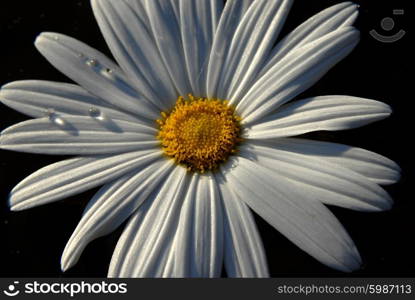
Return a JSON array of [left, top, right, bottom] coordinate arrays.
[[157, 94, 242, 173]]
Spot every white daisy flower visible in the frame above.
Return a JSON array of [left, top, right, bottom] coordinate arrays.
[[0, 0, 400, 278]]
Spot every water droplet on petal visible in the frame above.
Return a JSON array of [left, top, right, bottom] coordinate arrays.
[[46, 108, 66, 126], [88, 107, 107, 121], [51, 115, 66, 126], [88, 107, 121, 132], [101, 68, 116, 80], [88, 107, 100, 117], [86, 59, 98, 67]]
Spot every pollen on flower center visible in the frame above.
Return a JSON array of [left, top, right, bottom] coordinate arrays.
[[157, 94, 242, 173]]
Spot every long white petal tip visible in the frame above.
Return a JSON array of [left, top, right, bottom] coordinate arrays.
[[340, 248, 362, 273], [383, 102, 392, 114], [61, 242, 79, 272], [0, 82, 12, 95], [8, 190, 46, 212], [348, 2, 360, 10], [377, 202, 393, 212], [372, 185, 394, 212], [323, 242, 362, 272], [9, 205, 21, 212], [60, 262, 68, 272], [393, 163, 402, 180], [34, 32, 47, 46], [34, 32, 61, 51], [340, 2, 360, 16], [60, 257, 71, 272], [0, 80, 16, 89], [8, 196, 26, 212], [9, 201, 33, 212], [382, 193, 394, 210], [35, 32, 54, 42]]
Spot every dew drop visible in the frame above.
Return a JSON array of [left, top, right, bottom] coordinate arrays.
[[88, 107, 107, 121], [86, 59, 98, 67], [46, 108, 66, 126], [88, 107, 100, 118], [51, 115, 66, 126], [100, 67, 116, 81]]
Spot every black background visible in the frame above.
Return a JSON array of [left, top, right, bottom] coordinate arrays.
[[0, 0, 412, 277]]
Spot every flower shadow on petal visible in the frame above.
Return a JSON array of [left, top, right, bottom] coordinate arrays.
[[237, 143, 258, 161], [249, 139, 349, 157]]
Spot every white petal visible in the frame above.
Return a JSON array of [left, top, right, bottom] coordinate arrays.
[[0, 80, 142, 123], [238, 27, 360, 124], [108, 166, 188, 277], [124, 0, 152, 32], [179, 0, 223, 96], [169, 0, 180, 21], [61, 159, 174, 271], [240, 144, 393, 212], [144, 0, 192, 96], [217, 174, 269, 277], [206, 0, 253, 98], [160, 238, 177, 277], [91, 0, 177, 110], [250, 138, 400, 185], [0, 115, 158, 155], [222, 157, 362, 272], [173, 173, 224, 277], [35, 32, 159, 121], [259, 2, 359, 77], [246, 96, 391, 138], [9, 150, 162, 211], [222, 0, 293, 103]]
